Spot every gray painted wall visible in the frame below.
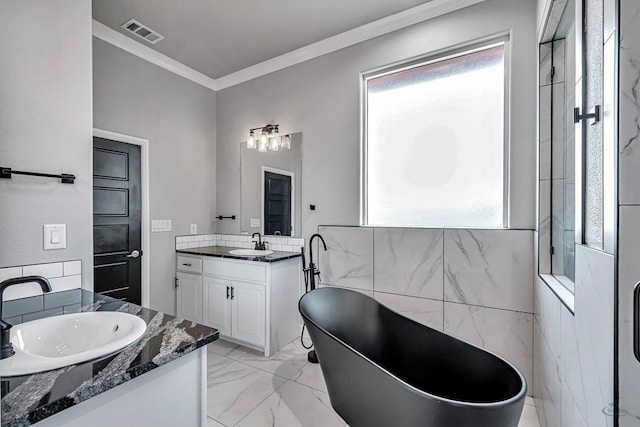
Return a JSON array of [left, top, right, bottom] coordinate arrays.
[[0, 1, 93, 286], [93, 38, 217, 315], [216, 0, 537, 239]]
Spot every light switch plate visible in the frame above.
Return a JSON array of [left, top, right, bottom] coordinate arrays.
[[250, 218, 261, 228], [151, 220, 172, 232], [190, 224, 197, 234], [44, 224, 66, 250]]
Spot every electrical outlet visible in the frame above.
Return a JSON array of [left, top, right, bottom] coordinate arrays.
[[151, 220, 172, 232], [190, 224, 197, 234], [250, 218, 261, 228]]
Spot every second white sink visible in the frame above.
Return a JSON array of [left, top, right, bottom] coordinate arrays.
[[0, 311, 147, 376], [228, 249, 274, 256]]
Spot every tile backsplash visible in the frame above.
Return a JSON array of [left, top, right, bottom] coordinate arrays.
[[0, 260, 82, 301], [175, 234, 304, 253]]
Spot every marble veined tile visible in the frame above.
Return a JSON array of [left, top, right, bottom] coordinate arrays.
[[540, 85, 552, 181], [237, 380, 345, 427], [290, 360, 328, 393], [618, 207, 640, 422], [373, 228, 443, 300], [562, 245, 614, 427], [318, 226, 373, 291], [519, 403, 541, 427], [374, 292, 443, 331], [207, 361, 286, 426], [444, 302, 533, 393], [444, 229, 534, 313], [238, 339, 308, 379], [533, 278, 561, 364], [561, 381, 588, 427], [534, 320, 561, 427], [540, 42, 553, 86], [207, 417, 224, 427], [207, 351, 233, 374], [619, 0, 640, 204], [207, 338, 240, 356]]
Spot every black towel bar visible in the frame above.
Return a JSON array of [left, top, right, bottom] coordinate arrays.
[[0, 167, 75, 184], [216, 215, 236, 220]]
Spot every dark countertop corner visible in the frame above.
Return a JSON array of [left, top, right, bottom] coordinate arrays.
[[0, 290, 218, 427], [176, 245, 302, 262]]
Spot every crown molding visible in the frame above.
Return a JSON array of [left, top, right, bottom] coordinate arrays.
[[92, 0, 486, 92], [92, 20, 217, 91], [215, 0, 486, 90]]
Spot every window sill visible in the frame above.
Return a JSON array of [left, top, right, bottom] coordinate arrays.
[[539, 273, 575, 314]]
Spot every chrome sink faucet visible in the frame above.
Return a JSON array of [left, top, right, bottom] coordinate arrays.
[[0, 276, 52, 359], [252, 232, 266, 250]]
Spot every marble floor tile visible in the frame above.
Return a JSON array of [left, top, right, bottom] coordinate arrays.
[[238, 339, 308, 379], [207, 351, 233, 374], [207, 416, 225, 427], [207, 361, 286, 426], [207, 339, 240, 357], [519, 403, 541, 427], [237, 380, 345, 427], [290, 361, 328, 393]]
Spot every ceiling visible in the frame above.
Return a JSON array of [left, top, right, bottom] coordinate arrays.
[[92, 0, 433, 79]]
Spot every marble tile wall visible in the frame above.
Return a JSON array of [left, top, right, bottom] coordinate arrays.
[[618, 1, 640, 424], [175, 234, 304, 253], [534, 245, 614, 427], [317, 225, 534, 393]]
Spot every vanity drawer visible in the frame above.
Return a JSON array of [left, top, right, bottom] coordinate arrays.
[[177, 256, 202, 273], [203, 259, 266, 283]]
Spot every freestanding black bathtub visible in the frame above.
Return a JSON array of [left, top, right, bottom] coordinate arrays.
[[299, 287, 527, 427]]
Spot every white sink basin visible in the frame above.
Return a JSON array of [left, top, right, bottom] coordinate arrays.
[[0, 312, 147, 376], [229, 249, 274, 256]]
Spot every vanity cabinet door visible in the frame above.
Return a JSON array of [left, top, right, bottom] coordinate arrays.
[[204, 276, 231, 336], [231, 281, 265, 347], [176, 272, 203, 323]]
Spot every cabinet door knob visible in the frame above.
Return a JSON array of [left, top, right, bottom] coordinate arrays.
[[226, 286, 230, 299], [182, 263, 192, 267], [175, 278, 179, 288], [230, 286, 234, 300]]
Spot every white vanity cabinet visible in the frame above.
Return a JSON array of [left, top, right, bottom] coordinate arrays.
[[176, 253, 300, 356], [176, 256, 204, 323]]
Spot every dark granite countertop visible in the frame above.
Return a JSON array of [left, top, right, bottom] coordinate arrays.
[[0, 290, 218, 427], [176, 245, 302, 262]]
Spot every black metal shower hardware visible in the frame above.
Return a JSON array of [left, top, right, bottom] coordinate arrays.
[[574, 105, 601, 125], [0, 167, 75, 184], [216, 215, 236, 220]]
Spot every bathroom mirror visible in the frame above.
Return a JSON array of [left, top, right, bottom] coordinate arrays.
[[240, 132, 302, 237]]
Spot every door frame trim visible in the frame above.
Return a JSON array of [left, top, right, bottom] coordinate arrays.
[[261, 166, 295, 236], [93, 128, 151, 308]]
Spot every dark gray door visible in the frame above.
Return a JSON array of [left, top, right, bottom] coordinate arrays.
[[93, 137, 142, 304], [264, 171, 292, 236]]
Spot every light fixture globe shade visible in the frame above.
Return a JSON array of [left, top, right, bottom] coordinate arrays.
[[247, 132, 256, 149], [269, 136, 281, 151], [282, 134, 291, 149], [258, 132, 269, 152]]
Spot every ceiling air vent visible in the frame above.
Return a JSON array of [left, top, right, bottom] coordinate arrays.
[[121, 19, 164, 45]]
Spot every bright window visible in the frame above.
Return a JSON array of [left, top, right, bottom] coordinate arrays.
[[363, 42, 508, 228]]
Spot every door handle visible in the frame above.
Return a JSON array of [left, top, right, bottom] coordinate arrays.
[[634, 282, 640, 362], [127, 250, 141, 258], [226, 286, 230, 299], [230, 287, 234, 300]]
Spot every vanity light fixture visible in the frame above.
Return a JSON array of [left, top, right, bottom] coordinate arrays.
[[247, 130, 256, 149], [246, 124, 291, 152]]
